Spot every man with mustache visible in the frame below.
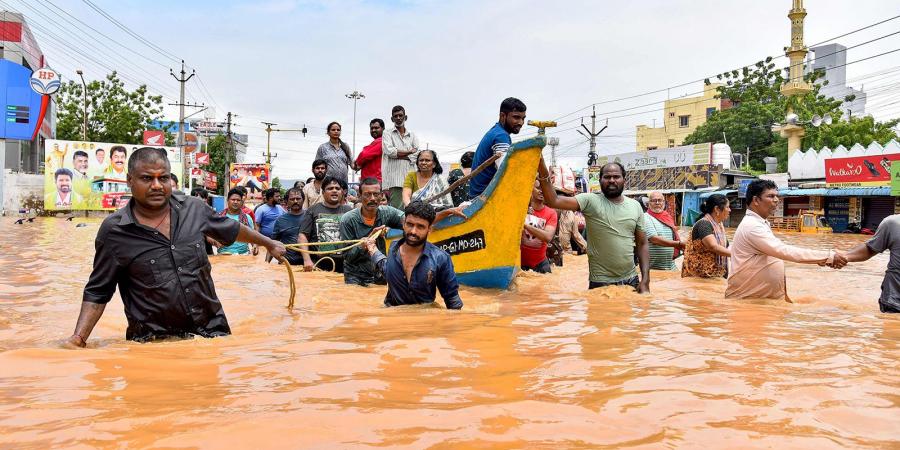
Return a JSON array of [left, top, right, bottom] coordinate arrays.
[[302, 159, 328, 209], [66, 147, 285, 347], [272, 187, 306, 265], [45, 168, 83, 208], [341, 178, 466, 286], [106, 146, 127, 178], [537, 159, 651, 293], [362, 200, 463, 309], [381, 105, 419, 208]]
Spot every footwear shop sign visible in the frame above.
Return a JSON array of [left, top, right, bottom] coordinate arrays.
[[825, 154, 900, 187]]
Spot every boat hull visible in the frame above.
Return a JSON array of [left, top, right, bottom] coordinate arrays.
[[386, 136, 546, 289]]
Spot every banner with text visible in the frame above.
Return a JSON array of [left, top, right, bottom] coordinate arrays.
[[825, 154, 900, 187], [594, 143, 712, 171], [43, 139, 182, 210]]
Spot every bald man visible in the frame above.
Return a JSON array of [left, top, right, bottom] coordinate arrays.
[[643, 191, 684, 271]]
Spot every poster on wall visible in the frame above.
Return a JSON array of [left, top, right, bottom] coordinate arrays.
[[43, 139, 183, 210], [825, 153, 900, 187], [228, 163, 270, 202]]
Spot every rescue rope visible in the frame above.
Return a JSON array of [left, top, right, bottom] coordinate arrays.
[[275, 229, 386, 310]]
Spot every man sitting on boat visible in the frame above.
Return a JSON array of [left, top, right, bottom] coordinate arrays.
[[342, 178, 467, 286], [537, 158, 651, 293], [363, 201, 463, 309], [468, 97, 527, 199]]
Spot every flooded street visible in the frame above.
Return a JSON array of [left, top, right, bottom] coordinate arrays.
[[1, 217, 898, 449]]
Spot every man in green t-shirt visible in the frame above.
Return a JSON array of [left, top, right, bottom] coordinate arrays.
[[537, 158, 650, 292]]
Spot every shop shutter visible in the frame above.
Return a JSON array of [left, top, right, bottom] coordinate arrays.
[[863, 197, 894, 230]]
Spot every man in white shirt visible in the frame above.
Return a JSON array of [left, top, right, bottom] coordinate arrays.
[[381, 105, 419, 209]]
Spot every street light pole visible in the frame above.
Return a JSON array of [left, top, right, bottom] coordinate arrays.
[[345, 90, 365, 182], [75, 69, 87, 141]]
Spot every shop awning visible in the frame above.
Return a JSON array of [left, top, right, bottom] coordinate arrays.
[[625, 187, 717, 195], [779, 187, 891, 197], [699, 189, 737, 199]]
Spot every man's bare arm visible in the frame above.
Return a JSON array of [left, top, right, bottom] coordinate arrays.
[[537, 157, 580, 211], [66, 302, 106, 348]]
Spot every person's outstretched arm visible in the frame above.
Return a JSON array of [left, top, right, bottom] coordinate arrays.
[[537, 157, 580, 211]]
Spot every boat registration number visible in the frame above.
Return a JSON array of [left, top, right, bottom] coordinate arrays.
[[433, 230, 487, 256]]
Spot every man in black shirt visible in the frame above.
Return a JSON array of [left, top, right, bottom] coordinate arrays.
[[299, 176, 352, 272], [66, 147, 285, 347]]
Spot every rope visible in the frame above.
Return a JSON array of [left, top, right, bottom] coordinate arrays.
[[274, 255, 296, 310], [283, 228, 386, 255], [313, 256, 336, 272], [424, 152, 502, 204]]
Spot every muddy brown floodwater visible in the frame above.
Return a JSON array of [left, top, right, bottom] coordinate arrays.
[[0, 217, 898, 449]]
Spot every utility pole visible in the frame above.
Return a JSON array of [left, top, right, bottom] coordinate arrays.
[[226, 112, 235, 164], [576, 105, 608, 167], [170, 60, 197, 180], [261, 121, 307, 166], [345, 90, 365, 182], [547, 137, 560, 167], [75, 70, 88, 141]]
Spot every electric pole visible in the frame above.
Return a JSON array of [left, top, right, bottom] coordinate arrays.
[[260, 121, 307, 166], [170, 60, 198, 180], [345, 90, 365, 182], [226, 112, 235, 164], [577, 105, 608, 167]]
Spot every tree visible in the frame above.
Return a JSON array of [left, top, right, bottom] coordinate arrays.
[[683, 57, 854, 171], [803, 115, 900, 150], [204, 135, 231, 195], [56, 71, 170, 144], [271, 177, 282, 192]]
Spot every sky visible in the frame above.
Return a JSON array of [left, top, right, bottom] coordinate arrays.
[[8, 0, 900, 180]]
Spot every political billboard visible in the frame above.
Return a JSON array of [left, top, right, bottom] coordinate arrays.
[[228, 163, 270, 202], [43, 139, 183, 210]]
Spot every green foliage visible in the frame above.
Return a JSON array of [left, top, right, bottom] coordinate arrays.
[[56, 71, 170, 144], [803, 115, 900, 150], [271, 177, 282, 191], [204, 135, 231, 195], [683, 58, 878, 171]]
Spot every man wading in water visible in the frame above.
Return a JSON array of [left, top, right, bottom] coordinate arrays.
[[66, 147, 286, 347]]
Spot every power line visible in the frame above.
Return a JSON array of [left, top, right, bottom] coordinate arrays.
[[80, 0, 181, 64]]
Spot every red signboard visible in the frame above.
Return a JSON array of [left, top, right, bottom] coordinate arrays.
[[143, 130, 165, 146], [191, 167, 203, 176], [204, 171, 218, 190], [825, 154, 900, 187], [195, 152, 210, 165]]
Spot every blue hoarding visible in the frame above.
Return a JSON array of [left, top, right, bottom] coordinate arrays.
[[0, 59, 44, 140]]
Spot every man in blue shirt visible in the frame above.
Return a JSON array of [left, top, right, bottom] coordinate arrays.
[[468, 97, 527, 198], [272, 187, 305, 265], [254, 188, 286, 238], [363, 201, 463, 309]]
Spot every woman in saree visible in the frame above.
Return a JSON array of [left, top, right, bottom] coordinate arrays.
[[682, 194, 732, 278], [402, 150, 454, 210]]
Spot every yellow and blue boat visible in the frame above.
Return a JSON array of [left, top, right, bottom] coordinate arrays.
[[385, 129, 548, 289]]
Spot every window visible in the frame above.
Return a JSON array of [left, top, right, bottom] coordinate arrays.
[[667, 139, 675, 148], [647, 146, 658, 150], [668, 112, 675, 118], [678, 115, 690, 127], [706, 107, 716, 118]]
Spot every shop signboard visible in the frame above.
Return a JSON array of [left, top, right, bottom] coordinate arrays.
[[594, 143, 712, 171], [43, 139, 183, 210], [143, 130, 165, 145], [738, 179, 754, 198], [825, 153, 900, 187], [228, 163, 270, 202], [204, 171, 218, 190]]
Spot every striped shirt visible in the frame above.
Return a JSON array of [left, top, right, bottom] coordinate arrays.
[[381, 128, 420, 189], [643, 213, 677, 270], [315, 142, 351, 183]]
